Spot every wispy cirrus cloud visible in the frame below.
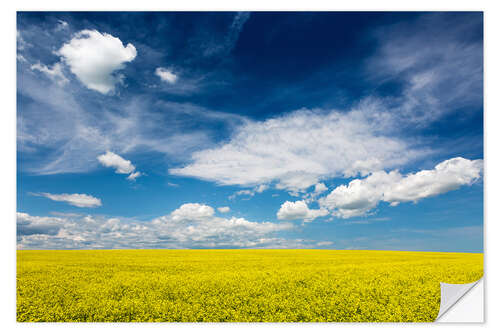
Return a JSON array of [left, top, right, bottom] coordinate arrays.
[[31, 192, 102, 208], [190, 12, 250, 58], [31, 62, 69, 86], [366, 13, 482, 125]]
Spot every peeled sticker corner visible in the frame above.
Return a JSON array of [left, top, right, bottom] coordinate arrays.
[[435, 278, 483, 322]]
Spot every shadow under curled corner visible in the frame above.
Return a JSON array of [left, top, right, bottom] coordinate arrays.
[[435, 278, 484, 322]]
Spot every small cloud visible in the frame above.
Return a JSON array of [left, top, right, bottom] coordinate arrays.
[[155, 67, 178, 84], [277, 200, 329, 222], [17, 54, 27, 63], [314, 183, 328, 194], [97, 151, 142, 181], [57, 29, 137, 94], [217, 206, 230, 213], [316, 241, 333, 247], [229, 189, 254, 200], [167, 182, 179, 187], [127, 171, 142, 181], [229, 184, 269, 200], [31, 62, 69, 86], [56, 20, 69, 31], [302, 182, 329, 203], [169, 203, 215, 222], [32, 192, 102, 208], [255, 184, 268, 193]]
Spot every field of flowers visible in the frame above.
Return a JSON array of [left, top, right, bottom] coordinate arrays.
[[16, 249, 483, 322]]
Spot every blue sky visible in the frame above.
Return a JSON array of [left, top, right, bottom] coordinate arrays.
[[16, 12, 483, 251]]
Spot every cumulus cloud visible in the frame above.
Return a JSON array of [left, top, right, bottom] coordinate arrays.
[[170, 107, 422, 192], [97, 151, 141, 180], [33, 193, 102, 208], [319, 157, 483, 218], [217, 206, 230, 213], [383, 157, 483, 205], [277, 200, 329, 222], [17, 212, 63, 236], [57, 29, 137, 94], [127, 171, 142, 181], [155, 67, 178, 84], [169, 203, 215, 222], [319, 171, 401, 218], [151, 203, 294, 247], [17, 203, 295, 249], [31, 62, 69, 86]]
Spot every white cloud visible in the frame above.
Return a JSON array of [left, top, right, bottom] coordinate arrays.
[[17, 212, 64, 236], [383, 157, 483, 205], [56, 20, 69, 30], [368, 14, 482, 125], [126, 171, 142, 181], [17, 80, 230, 175], [97, 151, 141, 181], [277, 200, 329, 222], [229, 189, 254, 200], [303, 182, 329, 203], [319, 170, 401, 218], [57, 29, 137, 94], [33, 193, 102, 208], [152, 203, 294, 247], [255, 184, 268, 193], [17, 54, 28, 62], [319, 157, 483, 218], [314, 183, 328, 194], [17, 30, 30, 50], [316, 241, 333, 247], [155, 67, 178, 84], [229, 184, 269, 200], [31, 62, 69, 86], [170, 107, 422, 192], [217, 206, 230, 213], [17, 203, 296, 249], [169, 203, 215, 222]]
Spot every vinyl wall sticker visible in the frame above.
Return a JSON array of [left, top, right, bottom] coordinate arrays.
[[16, 11, 484, 322]]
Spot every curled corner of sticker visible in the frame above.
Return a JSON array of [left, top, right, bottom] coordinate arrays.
[[435, 278, 483, 322]]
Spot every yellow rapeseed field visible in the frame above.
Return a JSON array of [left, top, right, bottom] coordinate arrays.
[[16, 249, 483, 322]]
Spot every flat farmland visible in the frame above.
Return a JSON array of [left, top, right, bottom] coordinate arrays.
[[16, 249, 483, 322]]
